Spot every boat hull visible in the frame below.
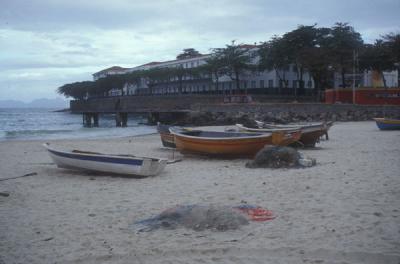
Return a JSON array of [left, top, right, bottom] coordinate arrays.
[[236, 124, 302, 143], [170, 128, 300, 157], [157, 123, 176, 148], [44, 144, 167, 177], [258, 122, 332, 147], [297, 127, 326, 147], [374, 118, 400, 130], [160, 132, 176, 148]]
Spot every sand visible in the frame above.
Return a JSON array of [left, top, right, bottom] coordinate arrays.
[[0, 121, 399, 264]]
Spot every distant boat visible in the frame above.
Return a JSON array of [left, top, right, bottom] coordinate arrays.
[[247, 121, 334, 147], [43, 143, 167, 177], [169, 127, 301, 157], [157, 123, 176, 148], [373, 118, 400, 130]]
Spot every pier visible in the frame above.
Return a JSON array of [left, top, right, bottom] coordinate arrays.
[[70, 94, 400, 127]]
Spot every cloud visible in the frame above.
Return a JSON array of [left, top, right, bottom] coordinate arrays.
[[0, 0, 399, 101]]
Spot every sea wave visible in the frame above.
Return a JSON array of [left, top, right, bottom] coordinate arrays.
[[0, 126, 157, 141], [3, 129, 73, 139]]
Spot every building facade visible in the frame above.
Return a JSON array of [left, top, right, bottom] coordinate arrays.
[[92, 46, 315, 97]]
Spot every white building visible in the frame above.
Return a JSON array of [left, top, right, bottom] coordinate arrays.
[[92, 45, 315, 96], [92, 66, 130, 81]]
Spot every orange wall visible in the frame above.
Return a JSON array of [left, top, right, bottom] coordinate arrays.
[[325, 88, 400, 105]]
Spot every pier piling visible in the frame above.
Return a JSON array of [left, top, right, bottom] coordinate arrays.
[[83, 113, 92, 127], [92, 113, 99, 127], [82, 113, 99, 127], [115, 112, 127, 127]]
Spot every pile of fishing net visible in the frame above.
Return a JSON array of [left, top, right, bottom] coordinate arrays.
[[246, 146, 316, 168], [135, 204, 275, 232]]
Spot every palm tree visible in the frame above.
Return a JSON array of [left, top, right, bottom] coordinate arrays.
[[213, 41, 253, 94], [199, 54, 225, 93]]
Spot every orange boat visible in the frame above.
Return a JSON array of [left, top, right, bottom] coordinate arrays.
[[169, 127, 301, 157]]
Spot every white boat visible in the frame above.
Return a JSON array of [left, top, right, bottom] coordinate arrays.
[[43, 143, 167, 177]]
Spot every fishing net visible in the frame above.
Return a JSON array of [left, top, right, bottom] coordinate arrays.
[[135, 204, 274, 232], [246, 146, 316, 168]]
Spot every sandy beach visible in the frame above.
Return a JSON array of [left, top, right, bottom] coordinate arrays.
[[0, 121, 399, 263]]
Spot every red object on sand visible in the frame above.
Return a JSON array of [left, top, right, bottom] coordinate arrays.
[[235, 206, 275, 221]]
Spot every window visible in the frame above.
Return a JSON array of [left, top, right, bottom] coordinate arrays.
[[191, 62, 194, 68], [293, 80, 297, 88], [251, 80, 256, 88], [268, 80, 273, 88], [292, 65, 297, 72], [260, 80, 264, 88], [307, 80, 312, 88]]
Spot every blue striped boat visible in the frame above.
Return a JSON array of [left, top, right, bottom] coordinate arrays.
[[44, 143, 167, 177], [373, 118, 400, 130]]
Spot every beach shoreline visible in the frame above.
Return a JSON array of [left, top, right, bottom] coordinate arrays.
[[0, 121, 399, 263]]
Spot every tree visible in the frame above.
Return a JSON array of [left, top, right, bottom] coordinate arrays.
[[383, 33, 400, 86], [259, 35, 291, 89], [57, 81, 95, 100], [327, 22, 363, 88], [170, 66, 193, 94], [359, 40, 396, 88], [176, 48, 202, 60], [282, 25, 320, 95], [144, 67, 172, 95], [200, 54, 225, 93], [301, 46, 334, 98], [213, 41, 253, 94], [383, 33, 400, 62], [299, 27, 334, 98], [123, 70, 145, 95]]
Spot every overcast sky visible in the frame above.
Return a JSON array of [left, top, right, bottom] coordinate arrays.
[[1, 0, 399, 102]]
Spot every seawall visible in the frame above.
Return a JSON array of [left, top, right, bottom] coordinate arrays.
[[70, 95, 400, 125]]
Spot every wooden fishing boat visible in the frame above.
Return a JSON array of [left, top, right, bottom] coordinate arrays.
[[373, 118, 400, 130], [169, 127, 301, 157], [43, 143, 167, 177], [247, 121, 333, 147], [157, 122, 176, 148]]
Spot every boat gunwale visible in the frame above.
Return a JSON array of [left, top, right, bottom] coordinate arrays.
[[373, 118, 400, 124], [169, 127, 273, 141], [235, 124, 301, 133], [255, 120, 333, 130], [43, 143, 166, 163]]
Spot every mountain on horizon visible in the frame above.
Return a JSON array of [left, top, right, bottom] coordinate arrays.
[[0, 98, 69, 109]]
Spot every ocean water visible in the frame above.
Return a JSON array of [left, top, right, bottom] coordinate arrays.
[[0, 108, 156, 141]]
